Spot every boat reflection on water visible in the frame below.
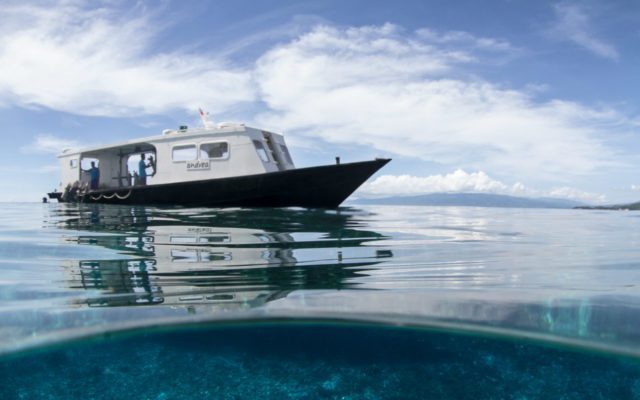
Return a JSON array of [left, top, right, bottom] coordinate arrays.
[[52, 205, 393, 310], [4, 203, 640, 358]]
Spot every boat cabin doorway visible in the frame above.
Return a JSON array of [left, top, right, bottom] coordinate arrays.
[[78, 143, 157, 190], [79, 157, 100, 189], [126, 151, 157, 186]]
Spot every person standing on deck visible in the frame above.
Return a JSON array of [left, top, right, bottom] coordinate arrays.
[[147, 155, 156, 177], [83, 161, 100, 190], [138, 154, 149, 185]]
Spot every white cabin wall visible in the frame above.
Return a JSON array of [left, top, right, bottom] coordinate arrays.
[[230, 134, 278, 174], [150, 226, 273, 271], [58, 155, 80, 189], [149, 129, 272, 185], [246, 128, 281, 173], [96, 156, 117, 189], [54, 125, 295, 190]]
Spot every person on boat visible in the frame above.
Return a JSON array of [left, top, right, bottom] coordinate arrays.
[[147, 155, 156, 176], [83, 161, 100, 190], [62, 181, 81, 202], [138, 154, 150, 185]]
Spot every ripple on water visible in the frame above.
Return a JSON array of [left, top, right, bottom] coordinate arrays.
[[1, 203, 640, 360]]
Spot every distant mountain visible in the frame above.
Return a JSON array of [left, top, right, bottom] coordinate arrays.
[[353, 192, 585, 209]]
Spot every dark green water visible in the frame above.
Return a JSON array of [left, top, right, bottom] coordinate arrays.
[[3, 203, 640, 398]]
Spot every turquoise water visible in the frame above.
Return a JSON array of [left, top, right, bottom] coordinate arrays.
[[3, 323, 640, 399], [2, 203, 640, 398]]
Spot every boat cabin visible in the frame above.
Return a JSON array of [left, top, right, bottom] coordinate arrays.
[[57, 124, 296, 191]]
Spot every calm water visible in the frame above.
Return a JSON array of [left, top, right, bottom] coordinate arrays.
[[2, 203, 640, 398]]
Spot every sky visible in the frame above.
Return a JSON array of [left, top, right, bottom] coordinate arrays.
[[1, 0, 639, 203]]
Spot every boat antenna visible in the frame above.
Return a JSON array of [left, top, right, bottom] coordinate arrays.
[[199, 108, 215, 129]]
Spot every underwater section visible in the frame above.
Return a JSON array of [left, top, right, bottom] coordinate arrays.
[[2, 322, 640, 400]]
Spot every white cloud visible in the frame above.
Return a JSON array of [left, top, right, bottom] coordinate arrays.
[[361, 169, 531, 196], [254, 24, 623, 181], [547, 186, 606, 203], [359, 170, 606, 203], [550, 2, 618, 61], [0, 2, 255, 116], [0, 3, 633, 193], [21, 134, 80, 154], [416, 28, 517, 53]]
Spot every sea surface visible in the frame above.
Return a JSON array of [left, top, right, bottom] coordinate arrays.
[[2, 203, 640, 399]]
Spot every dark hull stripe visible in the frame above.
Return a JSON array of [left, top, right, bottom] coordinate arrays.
[[54, 159, 390, 208]]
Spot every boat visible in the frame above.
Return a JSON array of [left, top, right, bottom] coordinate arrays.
[[47, 121, 389, 208]]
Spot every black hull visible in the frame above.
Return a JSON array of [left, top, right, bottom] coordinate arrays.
[[54, 159, 390, 208]]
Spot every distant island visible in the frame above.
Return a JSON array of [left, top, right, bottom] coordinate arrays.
[[575, 202, 640, 211], [353, 192, 585, 209]]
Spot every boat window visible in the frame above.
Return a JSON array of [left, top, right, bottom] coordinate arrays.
[[205, 294, 234, 301], [168, 234, 230, 244], [279, 144, 293, 164], [200, 142, 229, 159], [200, 251, 232, 262], [170, 249, 232, 262], [199, 234, 231, 243], [171, 249, 199, 262], [253, 140, 270, 162], [69, 159, 78, 168], [172, 145, 197, 162], [169, 236, 198, 244]]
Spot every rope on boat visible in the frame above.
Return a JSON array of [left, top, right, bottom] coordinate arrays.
[[89, 189, 131, 201], [115, 190, 132, 200]]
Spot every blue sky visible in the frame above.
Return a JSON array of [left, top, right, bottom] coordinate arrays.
[[1, 0, 639, 203]]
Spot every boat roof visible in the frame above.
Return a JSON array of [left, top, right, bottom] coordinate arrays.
[[58, 124, 254, 158]]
